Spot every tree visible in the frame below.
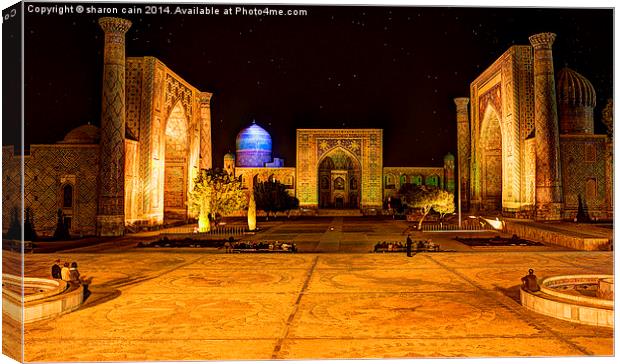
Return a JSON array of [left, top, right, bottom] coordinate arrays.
[[5, 206, 20, 240], [253, 180, 299, 220], [399, 183, 455, 230], [5, 206, 39, 241], [24, 207, 38, 241], [247, 188, 257, 231], [189, 169, 247, 232]]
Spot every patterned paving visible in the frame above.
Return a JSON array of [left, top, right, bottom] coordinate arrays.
[[2, 250, 613, 361]]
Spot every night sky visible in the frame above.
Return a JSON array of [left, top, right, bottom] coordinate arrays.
[[19, 4, 613, 168]]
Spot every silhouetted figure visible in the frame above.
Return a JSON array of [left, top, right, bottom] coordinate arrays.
[[51, 259, 61, 279], [53, 209, 70, 240], [576, 195, 591, 223], [69, 262, 81, 284], [521, 269, 540, 292], [406, 235, 413, 257]]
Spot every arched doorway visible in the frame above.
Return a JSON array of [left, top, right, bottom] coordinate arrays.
[[318, 148, 361, 209], [164, 102, 189, 222], [480, 107, 502, 211]]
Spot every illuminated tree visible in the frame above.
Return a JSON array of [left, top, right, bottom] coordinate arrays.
[[247, 188, 257, 231], [190, 169, 247, 232], [399, 184, 455, 229], [253, 180, 299, 220]]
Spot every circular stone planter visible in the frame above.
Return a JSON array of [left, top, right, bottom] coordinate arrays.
[[520, 274, 614, 328], [2, 273, 84, 324]]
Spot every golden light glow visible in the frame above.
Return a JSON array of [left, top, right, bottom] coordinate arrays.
[[248, 191, 256, 231]]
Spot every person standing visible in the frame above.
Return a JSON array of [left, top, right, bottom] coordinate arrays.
[[60, 262, 71, 281], [51, 259, 62, 279], [406, 235, 413, 257]]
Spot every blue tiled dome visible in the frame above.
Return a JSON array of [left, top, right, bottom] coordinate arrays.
[[235, 121, 272, 167]]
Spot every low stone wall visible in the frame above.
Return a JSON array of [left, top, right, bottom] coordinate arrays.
[[504, 221, 609, 251], [520, 274, 614, 328], [598, 278, 614, 300], [2, 274, 84, 324]]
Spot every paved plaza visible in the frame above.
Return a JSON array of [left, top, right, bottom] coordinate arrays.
[[3, 238, 614, 361]]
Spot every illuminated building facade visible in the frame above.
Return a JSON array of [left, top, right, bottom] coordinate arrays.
[[456, 32, 613, 220], [3, 17, 212, 237], [2, 16, 456, 238], [225, 126, 455, 214]]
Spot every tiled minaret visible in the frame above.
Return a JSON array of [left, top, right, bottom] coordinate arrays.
[[454, 97, 470, 212], [529, 33, 563, 220], [96, 17, 132, 236]]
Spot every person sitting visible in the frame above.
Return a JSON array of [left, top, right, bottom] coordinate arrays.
[[521, 269, 540, 292], [51, 259, 62, 279], [61, 262, 71, 281], [281, 243, 290, 251], [69, 262, 81, 284]]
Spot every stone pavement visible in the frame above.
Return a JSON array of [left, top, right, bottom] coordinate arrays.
[[3, 248, 613, 361]]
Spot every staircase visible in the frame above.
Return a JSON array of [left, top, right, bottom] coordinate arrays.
[[317, 209, 363, 217]]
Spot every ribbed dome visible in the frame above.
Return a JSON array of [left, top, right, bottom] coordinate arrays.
[[443, 153, 455, 162], [557, 68, 596, 107], [59, 124, 100, 144], [224, 153, 235, 161], [235, 121, 272, 167]]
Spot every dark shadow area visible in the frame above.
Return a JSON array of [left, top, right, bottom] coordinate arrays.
[[494, 284, 523, 303], [456, 235, 543, 246], [576, 194, 591, 223]]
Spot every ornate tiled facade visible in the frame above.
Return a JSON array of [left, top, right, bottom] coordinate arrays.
[[4, 16, 465, 238], [3, 145, 100, 237], [226, 126, 454, 215], [296, 129, 384, 212], [458, 33, 613, 221], [3, 17, 213, 237]]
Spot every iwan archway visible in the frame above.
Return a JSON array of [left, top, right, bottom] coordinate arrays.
[[296, 129, 383, 213], [164, 102, 189, 222], [318, 148, 361, 209], [480, 107, 503, 211]]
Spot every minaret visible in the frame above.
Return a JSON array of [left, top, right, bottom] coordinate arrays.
[[529, 32, 563, 220], [454, 97, 470, 211], [96, 17, 132, 236]]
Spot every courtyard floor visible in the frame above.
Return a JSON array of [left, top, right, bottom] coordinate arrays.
[[2, 246, 614, 361]]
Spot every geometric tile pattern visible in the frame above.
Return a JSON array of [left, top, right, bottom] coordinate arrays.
[[97, 18, 131, 235], [3, 145, 100, 236], [529, 33, 563, 219], [466, 36, 611, 220], [560, 136, 609, 216], [296, 129, 383, 211], [454, 97, 470, 210], [13, 250, 613, 361]]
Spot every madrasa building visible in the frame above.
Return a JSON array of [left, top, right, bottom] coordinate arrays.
[[223, 122, 455, 212], [2, 17, 454, 238], [2, 18, 612, 239], [454, 32, 613, 221]]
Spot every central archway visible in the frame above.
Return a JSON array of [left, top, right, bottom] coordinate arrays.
[[164, 102, 189, 222], [480, 107, 502, 211], [318, 148, 361, 209]]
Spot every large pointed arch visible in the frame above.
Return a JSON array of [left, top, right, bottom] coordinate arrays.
[[317, 147, 361, 209], [163, 101, 190, 221], [479, 105, 503, 211]]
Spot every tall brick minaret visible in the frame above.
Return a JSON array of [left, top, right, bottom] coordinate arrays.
[[454, 97, 471, 212], [529, 32, 563, 220], [96, 17, 132, 236]]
